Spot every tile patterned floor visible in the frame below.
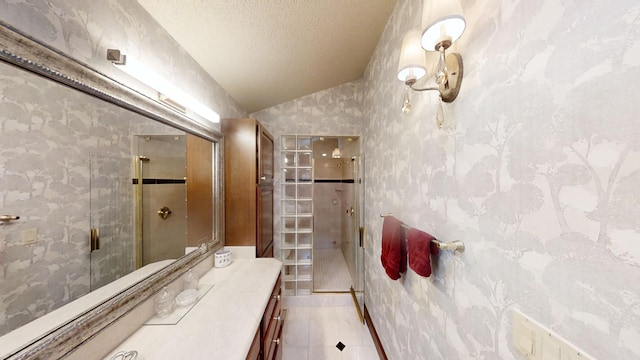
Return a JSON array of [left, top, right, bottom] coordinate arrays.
[[282, 305, 379, 360], [313, 248, 352, 292]]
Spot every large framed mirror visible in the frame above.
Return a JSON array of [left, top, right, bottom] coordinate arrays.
[[0, 21, 224, 359]]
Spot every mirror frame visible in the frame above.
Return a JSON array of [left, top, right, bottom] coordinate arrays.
[[0, 21, 224, 359]]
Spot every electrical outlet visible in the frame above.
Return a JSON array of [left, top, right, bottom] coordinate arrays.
[[21, 228, 37, 245], [513, 310, 595, 360]]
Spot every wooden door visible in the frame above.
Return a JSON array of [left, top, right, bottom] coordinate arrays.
[[186, 133, 213, 247], [258, 126, 274, 184], [257, 185, 274, 257]]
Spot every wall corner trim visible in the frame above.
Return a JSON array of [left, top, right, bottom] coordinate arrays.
[[364, 304, 388, 360]]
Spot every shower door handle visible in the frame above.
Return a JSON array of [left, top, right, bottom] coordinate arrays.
[[90, 228, 100, 252], [157, 206, 172, 219]]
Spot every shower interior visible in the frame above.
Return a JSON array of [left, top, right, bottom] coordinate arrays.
[[312, 136, 360, 293], [135, 135, 187, 268], [89, 134, 187, 291]]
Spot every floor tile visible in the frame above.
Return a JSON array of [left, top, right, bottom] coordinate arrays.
[[282, 301, 378, 360], [337, 319, 374, 346], [309, 346, 344, 360], [309, 318, 341, 346], [282, 319, 310, 347], [314, 248, 351, 291], [283, 345, 310, 360], [286, 306, 312, 321], [341, 345, 379, 360]]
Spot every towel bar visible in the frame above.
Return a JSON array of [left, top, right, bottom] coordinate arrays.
[[379, 213, 465, 252]]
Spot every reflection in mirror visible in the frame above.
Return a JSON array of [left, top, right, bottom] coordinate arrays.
[[0, 56, 215, 343], [135, 135, 186, 268]]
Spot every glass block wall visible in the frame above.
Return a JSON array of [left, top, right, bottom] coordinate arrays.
[[280, 135, 314, 295]]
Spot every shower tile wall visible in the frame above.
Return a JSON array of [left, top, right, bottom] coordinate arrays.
[[137, 135, 187, 265], [312, 139, 344, 250], [312, 184, 341, 249]]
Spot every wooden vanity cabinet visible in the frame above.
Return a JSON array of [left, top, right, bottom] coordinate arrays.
[[246, 275, 284, 360], [262, 275, 284, 360], [247, 329, 261, 360], [222, 118, 274, 258]]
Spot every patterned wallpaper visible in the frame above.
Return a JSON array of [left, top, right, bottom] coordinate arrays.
[[256, 0, 640, 358], [2, 0, 639, 358], [360, 0, 640, 359], [0, 60, 179, 335], [0, 0, 244, 338]]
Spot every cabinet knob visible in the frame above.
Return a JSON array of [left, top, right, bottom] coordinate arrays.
[[272, 338, 280, 345], [272, 294, 281, 301], [273, 315, 281, 321]]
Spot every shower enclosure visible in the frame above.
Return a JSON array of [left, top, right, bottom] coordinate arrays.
[[134, 135, 187, 268], [280, 135, 365, 314], [89, 134, 187, 290]]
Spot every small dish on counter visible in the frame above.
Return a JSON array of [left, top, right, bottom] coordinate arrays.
[[175, 289, 198, 307], [145, 284, 214, 325]]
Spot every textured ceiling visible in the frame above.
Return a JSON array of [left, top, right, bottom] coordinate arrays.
[[137, 0, 397, 113]]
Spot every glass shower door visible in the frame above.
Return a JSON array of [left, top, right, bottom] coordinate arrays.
[[89, 154, 135, 291], [351, 155, 365, 321]]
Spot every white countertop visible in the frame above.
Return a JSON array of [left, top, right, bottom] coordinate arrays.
[[0, 260, 175, 359], [102, 258, 282, 360]]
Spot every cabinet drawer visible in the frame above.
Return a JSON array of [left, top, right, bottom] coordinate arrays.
[[263, 299, 281, 358], [263, 277, 281, 334], [264, 308, 286, 360], [246, 327, 260, 360], [273, 320, 285, 360]]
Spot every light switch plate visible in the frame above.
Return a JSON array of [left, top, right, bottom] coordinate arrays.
[[512, 309, 595, 360], [21, 228, 37, 245]]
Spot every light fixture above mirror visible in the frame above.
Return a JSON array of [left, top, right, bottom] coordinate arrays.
[[107, 49, 220, 124], [397, 0, 466, 126]]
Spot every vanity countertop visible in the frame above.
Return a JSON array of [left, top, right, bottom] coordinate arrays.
[[102, 258, 282, 360]]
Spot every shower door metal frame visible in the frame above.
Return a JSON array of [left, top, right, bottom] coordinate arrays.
[[133, 155, 147, 269], [350, 154, 366, 322]]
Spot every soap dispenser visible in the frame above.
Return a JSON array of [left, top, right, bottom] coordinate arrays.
[[154, 286, 175, 317], [183, 269, 198, 291]]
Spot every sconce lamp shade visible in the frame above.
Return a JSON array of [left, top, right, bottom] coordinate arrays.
[[397, 29, 427, 82], [421, 0, 466, 51]]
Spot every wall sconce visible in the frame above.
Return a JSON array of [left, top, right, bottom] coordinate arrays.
[[107, 49, 220, 124], [397, 0, 466, 127]]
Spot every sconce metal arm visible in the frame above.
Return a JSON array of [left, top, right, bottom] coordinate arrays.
[[404, 53, 464, 103], [405, 78, 439, 92]]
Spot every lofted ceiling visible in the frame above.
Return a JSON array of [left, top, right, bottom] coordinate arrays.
[[137, 0, 398, 113]]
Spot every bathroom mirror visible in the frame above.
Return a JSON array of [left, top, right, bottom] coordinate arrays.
[[0, 23, 223, 358]]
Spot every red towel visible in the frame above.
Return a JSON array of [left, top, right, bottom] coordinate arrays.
[[407, 228, 439, 277], [380, 216, 406, 280]]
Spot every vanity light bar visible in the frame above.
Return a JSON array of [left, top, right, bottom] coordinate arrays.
[[107, 49, 220, 124]]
